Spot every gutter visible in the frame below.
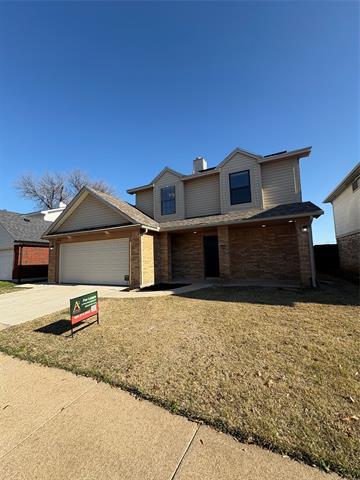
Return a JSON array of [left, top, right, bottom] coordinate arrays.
[[43, 223, 159, 240], [159, 209, 324, 232]]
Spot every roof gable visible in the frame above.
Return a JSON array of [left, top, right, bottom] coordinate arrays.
[[151, 167, 182, 184], [56, 193, 130, 234], [44, 187, 159, 236], [217, 148, 260, 168]]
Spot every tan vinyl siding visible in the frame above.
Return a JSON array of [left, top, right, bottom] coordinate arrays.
[[0, 224, 13, 249], [58, 194, 129, 233], [261, 159, 301, 208], [332, 183, 360, 238], [184, 174, 221, 218], [136, 189, 154, 217], [154, 171, 185, 222], [220, 152, 263, 213]]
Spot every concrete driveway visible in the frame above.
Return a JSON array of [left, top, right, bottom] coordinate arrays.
[[0, 283, 208, 329], [0, 354, 339, 480], [0, 284, 126, 329]]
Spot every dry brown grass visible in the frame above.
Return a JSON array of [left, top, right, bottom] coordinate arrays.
[[0, 280, 359, 477]]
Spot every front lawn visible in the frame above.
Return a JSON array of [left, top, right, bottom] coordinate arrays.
[[0, 281, 22, 294], [0, 280, 359, 478]]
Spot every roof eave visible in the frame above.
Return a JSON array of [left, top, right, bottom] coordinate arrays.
[[159, 209, 324, 232], [127, 184, 154, 194], [42, 222, 159, 239], [257, 147, 312, 164], [324, 163, 360, 203]]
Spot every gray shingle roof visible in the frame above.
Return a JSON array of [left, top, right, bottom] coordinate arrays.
[[0, 210, 50, 243], [159, 202, 323, 231], [248, 202, 323, 220]]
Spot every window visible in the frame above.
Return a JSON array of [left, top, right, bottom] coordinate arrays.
[[229, 170, 251, 205], [352, 176, 359, 192], [161, 185, 176, 215]]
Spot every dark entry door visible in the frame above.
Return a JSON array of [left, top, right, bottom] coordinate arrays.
[[203, 236, 220, 277]]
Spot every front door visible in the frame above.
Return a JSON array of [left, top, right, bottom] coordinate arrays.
[[203, 236, 220, 277]]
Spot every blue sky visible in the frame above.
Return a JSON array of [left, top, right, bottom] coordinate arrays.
[[0, 1, 358, 244]]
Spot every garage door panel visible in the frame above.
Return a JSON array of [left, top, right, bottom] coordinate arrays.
[[60, 238, 129, 285], [0, 250, 14, 281]]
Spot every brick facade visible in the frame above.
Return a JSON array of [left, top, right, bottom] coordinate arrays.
[[229, 223, 301, 282], [171, 229, 217, 281], [13, 245, 49, 281], [141, 233, 155, 287], [154, 233, 172, 283], [294, 220, 313, 286], [47, 220, 315, 288], [168, 220, 313, 286], [218, 225, 231, 280], [338, 232, 360, 277]]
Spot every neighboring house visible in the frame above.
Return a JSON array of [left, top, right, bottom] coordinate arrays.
[[0, 205, 66, 282], [26, 202, 67, 222], [0, 211, 49, 281], [324, 163, 360, 278], [43, 146, 323, 288]]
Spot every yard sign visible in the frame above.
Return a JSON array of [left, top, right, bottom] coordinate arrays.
[[69, 291, 99, 337]]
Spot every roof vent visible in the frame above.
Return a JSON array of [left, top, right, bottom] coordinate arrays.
[[193, 156, 207, 174]]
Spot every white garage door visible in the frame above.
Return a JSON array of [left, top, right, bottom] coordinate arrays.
[[60, 238, 129, 285], [0, 249, 14, 281]]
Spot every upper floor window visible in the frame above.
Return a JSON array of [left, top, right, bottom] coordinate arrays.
[[352, 176, 359, 192], [161, 185, 176, 215], [229, 170, 251, 205]]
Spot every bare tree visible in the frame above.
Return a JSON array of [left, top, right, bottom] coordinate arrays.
[[16, 171, 114, 209], [67, 170, 114, 198]]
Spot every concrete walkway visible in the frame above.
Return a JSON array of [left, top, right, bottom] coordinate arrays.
[[0, 354, 339, 480], [0, 283, 208, 329]]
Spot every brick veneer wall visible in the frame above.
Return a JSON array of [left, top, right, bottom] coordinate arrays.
[[13, 245, 49, 280], [229, 223, 301, 282], [169, 221, 313, 286], [171, 229, 218, 281], [154, 233, 172, 283], [338, 232, 360, 277], [140, 232, 155, 287]]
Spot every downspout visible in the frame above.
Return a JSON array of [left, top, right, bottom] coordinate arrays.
[[308, 216, 317, 288]]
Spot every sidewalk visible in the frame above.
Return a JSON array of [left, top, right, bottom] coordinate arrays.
[[0, 354, 339, 479]]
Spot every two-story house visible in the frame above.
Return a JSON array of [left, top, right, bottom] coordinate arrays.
[[44, 146, 323, 288]]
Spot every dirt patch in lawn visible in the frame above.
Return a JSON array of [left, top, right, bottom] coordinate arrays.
[[0, 279, 359, 478]]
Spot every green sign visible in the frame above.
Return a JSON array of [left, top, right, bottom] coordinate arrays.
[[70, 291, 99, 332]]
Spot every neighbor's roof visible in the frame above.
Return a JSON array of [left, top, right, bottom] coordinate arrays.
[[127, 146, 312, 194], [324, 163, 360, 203], [159, 202, 323, 231], [0, 210, 50, 243]]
